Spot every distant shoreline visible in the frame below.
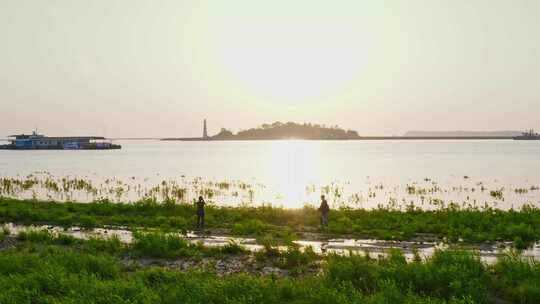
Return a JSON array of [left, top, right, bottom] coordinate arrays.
[[161, 136, 515, 141], [161, 121, 524, 141], [4, 137, 516, 142], [2, 137, 515, 142]]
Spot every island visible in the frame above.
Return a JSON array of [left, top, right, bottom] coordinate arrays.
[[162, 121, 360, 141], [212, 122, 360, 140]]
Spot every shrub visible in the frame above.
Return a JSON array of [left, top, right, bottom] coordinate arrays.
[[279, 245, 318, 275], [84, 236, 124, 255], [404, 250, 489, 302], [329, 216, 353, 234], [0, 225, 9, 242], [132, 232, 195, 258], [17, 230, 55, 243], [325, 253, 380, 293], [491, 252, 540, 303], [55, 234, 78, 246], [256, 235, 281, 259], [79, 215, 97, 228], [217, 241, 246, 255], [232, 219, 268, 235], [168, 216, 188, 231], [1, 225, 10, 236]]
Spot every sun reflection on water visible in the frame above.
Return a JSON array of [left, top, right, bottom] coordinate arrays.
[[2, 140, 540, 210], [266, 140, 320, 208]]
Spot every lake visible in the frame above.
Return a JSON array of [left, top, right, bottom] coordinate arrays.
[[1, 139, 539, 209]]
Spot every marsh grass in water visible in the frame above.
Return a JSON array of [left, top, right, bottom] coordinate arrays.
[[2, 173, 539, 211], [0, 174, 264, 206], [2, 197, 540, 249]]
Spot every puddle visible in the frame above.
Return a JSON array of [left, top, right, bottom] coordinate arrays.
[[3, 223, 539, 264]]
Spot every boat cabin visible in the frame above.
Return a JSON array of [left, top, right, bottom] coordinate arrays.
[[6, 131, 119, 150]]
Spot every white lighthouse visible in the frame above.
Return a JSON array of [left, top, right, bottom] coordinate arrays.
[[203, 119, 208, 139]]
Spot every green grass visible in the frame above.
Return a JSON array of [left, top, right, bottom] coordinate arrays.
[[131, 232, 250, 259], [132, 232, 201, 258], [14, 229, 124, 255], [0, 225, 9, 241], [10, 229, 248, 261], [326, 249, 490, 303], [252, 235, 319, 275], [2, 197, 540, 248], [491, 252, 540, 303], [2, 234, 540, 303]]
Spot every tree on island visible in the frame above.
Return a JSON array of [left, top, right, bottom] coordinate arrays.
[[212, 122, 360, 140]]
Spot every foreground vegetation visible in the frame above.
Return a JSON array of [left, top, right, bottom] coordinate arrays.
[[0, 229, 540, 303], [1, 197, 540, 248]]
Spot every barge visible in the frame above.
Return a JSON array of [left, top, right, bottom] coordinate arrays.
[[0, 131, 121, 150], [513, 129, 540, 140]]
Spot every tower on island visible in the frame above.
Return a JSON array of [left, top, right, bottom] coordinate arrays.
[[203, 119, 208, 139]]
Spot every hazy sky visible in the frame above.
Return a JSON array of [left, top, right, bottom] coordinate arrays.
[[1, 0, 539, 137]]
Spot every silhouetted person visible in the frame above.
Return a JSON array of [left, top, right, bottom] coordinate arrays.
[[196, 196, 205, 229], [319, 195, 330, 229]]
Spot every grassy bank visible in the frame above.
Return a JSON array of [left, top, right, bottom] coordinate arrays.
[[1, 197, 540, 248], [1, 229, 540, 303]]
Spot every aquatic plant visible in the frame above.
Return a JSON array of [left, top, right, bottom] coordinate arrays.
[[2, 172, 538, 212], [490, 189, 504, 200], [515, 188, 529, 194]]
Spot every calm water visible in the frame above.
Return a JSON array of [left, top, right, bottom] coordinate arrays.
[[1, 139, 540, 209]]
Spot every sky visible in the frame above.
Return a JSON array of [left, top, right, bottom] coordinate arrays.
[[1, 0, 539, 138]]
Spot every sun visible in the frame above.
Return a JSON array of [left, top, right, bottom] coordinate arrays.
[[206, 8, 372, 105]]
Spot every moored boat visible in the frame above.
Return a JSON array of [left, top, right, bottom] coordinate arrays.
[[513, 129, 540, 140], [0, 131, 121, 150]]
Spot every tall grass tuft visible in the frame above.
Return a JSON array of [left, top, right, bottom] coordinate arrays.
[[491, 252, 540, 303], [132, 232, 197, 258]]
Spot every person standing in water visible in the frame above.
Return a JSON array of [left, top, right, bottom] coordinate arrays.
[[319, 195, 330, 229], [196, 196, 206, 229]]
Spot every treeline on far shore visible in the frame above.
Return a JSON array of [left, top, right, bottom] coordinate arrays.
[[1, 197, 540, 248], [212, 121, 360, 140]]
